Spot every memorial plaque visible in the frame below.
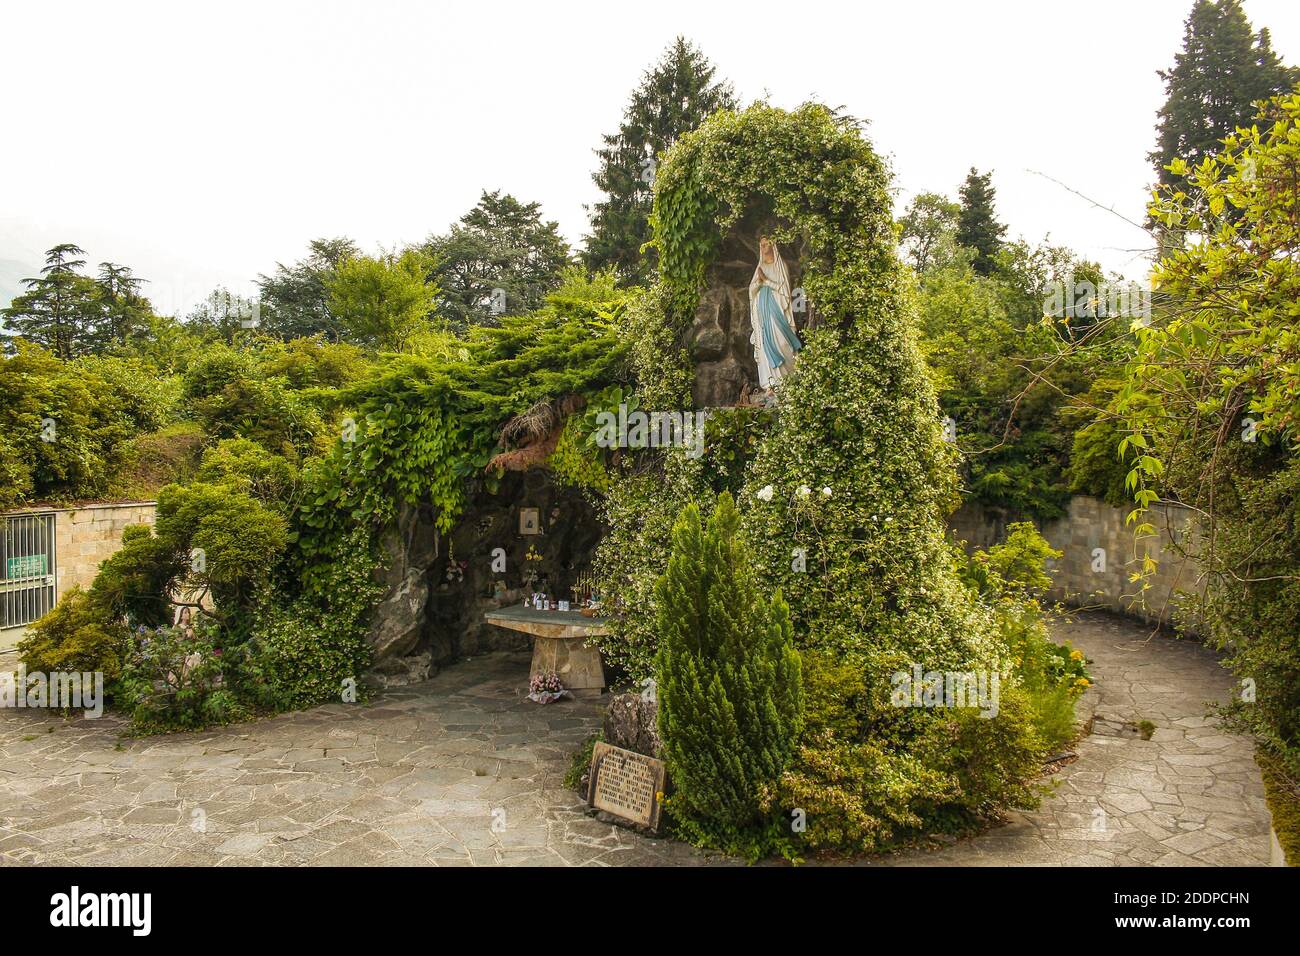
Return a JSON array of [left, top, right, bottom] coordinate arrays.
[[586, 741, 665, 831]]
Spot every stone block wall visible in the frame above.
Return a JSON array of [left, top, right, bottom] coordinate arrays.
[[4, 501, 157, 604], [949, 495, 1203, 629]]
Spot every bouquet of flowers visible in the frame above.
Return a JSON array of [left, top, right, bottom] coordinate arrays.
[[527, 671, 571, 704]]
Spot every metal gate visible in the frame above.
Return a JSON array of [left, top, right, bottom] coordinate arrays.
[[1, 512, 57, 629]]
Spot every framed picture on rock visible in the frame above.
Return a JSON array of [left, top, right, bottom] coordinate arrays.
[[519, 507, 541, 535]]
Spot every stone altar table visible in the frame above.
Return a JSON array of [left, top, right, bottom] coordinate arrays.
[[483, 606, 608, 697]]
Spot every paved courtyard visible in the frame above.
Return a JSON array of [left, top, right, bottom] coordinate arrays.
[[877, 612, 1274, 867], [0, 612, 1274, 866]]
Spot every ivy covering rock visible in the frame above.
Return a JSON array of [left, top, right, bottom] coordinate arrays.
[[595, 104, 1085, 856]]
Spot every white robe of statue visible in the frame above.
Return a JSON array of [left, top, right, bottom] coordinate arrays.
[[748, 239, 802, 391]]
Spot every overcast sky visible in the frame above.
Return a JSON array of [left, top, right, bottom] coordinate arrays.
[[2, 0, 1298, 317]]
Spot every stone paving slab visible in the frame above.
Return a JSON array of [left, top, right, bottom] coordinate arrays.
[[0, 651, 717, 867], [872, 612, 1273, 867], [0, 613, 1274, 866]]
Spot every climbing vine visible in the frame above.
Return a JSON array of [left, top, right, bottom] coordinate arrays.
[[291, 278, 634, 583], [602, 102, 983, 673], [596, 103, 1061, 855]]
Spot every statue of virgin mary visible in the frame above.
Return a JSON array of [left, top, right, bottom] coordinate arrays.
[[748, 237, 802, 393]]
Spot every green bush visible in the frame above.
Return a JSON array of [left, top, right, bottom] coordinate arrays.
[[1258, 748, 1300, 866], [1193, 453, 1300, 777], [917, 683, 1047, 824], [959, 524, 1090, 754], [770, 658, 1050, 854], [73, 354, 178, 433], [17, 587, 129, 682], [766, 522, 1087, 856], [107, 422, 205, 499], [0, 430, 34, 509], [0, 344, 158, 505], [245, 527, 383, 711], [259, 336, 370, 390], [564, 733, 602, 791], [117, 618, 250, 732], [91, 524, 186, 628], [1064, 379, 1133, 507], [654, 492, 803, 847], [181, 344, 322, 460], [774, 732, 954, 855], [959, 520, 1061, 599], [196, 437, 298, 507]]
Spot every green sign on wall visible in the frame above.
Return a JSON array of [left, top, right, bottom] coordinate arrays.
[[6, 554, 47, 578]]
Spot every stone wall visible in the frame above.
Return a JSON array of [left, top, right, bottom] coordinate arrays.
[[425, 471, 605, 661], [949, 495, 1203, 629], [4, 501, 157, 602]]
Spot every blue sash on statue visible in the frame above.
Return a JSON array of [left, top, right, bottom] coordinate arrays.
[[757, 284, 802, 370]]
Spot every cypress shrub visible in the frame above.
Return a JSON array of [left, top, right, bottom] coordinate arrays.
[[654, 491, 803, 830]]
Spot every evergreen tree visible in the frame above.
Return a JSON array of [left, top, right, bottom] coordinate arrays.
[[956, 169, 1006, 276], [654, 492, 802, 831], [257, 237, 359, 341], [95, 262, 150, 346], [423, 191, 570, 330], [584, 37, 736, 284], [1151, 0, 1297, 194], [1, 244, 100, 358]]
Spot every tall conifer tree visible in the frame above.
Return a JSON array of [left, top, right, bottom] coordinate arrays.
[[584, 37, 736, 285], [2, 244, 100, 358], [655, 492, 802, 831], [1151, 0, 1297, 192], [956, 169, 1006, 276]]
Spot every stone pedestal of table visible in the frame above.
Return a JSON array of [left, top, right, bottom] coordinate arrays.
[[483, 606, 608, 697]]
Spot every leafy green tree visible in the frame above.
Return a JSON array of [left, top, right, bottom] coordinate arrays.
[[88, 524, 186, 628], [655, 492, 802, 835], [956, 169, 1006, 276], [180, 344, 322, 459], [584, 36, 736, 284], [121, 313, 213, 373], [186, 287, 261, 343], [327, 248, 438, 350], [0, 344, 165, 505], [196, 437, 298, 507], [258, 335, 370, 389], [911, 237, 1119, 517], [899, 192, 962, 276], [257, 237, 358, 340], [2, 244, 100, 357], [1125, 91, 1300, 774], [1150, 0, 1297, 195], [423, 191, 570, 330], [93, 481, 288, 628]]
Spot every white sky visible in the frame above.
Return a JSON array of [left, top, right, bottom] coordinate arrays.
[[2, 0, 1298, 316]]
